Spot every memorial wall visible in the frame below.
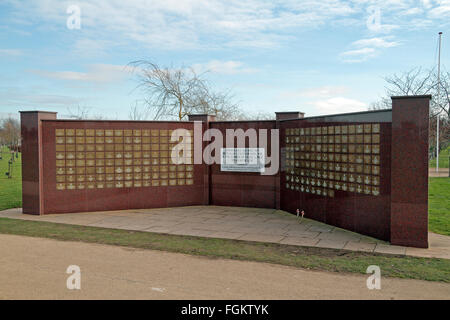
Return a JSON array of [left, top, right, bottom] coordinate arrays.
[[209, 120, 278, 209], [20, 95, 430, 247], [280, 120, 392, 242], [21, 118, 206, 214]]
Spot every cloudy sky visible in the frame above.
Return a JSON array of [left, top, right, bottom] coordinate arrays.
[[0, 0, 449, 119]]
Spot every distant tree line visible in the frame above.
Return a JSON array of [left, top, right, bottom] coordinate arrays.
[[0, 117, 20, 151]]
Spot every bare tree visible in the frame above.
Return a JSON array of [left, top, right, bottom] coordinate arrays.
[[0, 117, 20, 147], [66, 105, 91, 120], [437, 71, 450, 119], [368, 97, 392, 110], [370, 67, 449, 118], [370, 68, 433, 109], [228, 111, 275, 121], [371, 67, 450, 156], [129, 60, 241, 121], [192, 88, 243, 120]]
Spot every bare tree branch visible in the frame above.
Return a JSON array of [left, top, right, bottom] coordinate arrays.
[[128, 100, 151, 120], [128, 60, 242, 121], [372, 67, 450, 156], [372, 67, 450, 118]]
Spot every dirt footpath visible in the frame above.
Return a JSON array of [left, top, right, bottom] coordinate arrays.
[[0, 234, 449, 299]]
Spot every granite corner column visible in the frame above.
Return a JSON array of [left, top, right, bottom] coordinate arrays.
[[20, 111, 57, 215], [188, 114, 216, 205], [275, 111, 305, 210], [390, 95, 431, 248]]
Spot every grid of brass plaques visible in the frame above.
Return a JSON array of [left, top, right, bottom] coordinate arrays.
[[284, 124, 381, 197], [55, 129, 194, 190]]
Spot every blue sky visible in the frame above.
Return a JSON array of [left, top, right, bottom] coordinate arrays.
[[0, 0, 449, 120]]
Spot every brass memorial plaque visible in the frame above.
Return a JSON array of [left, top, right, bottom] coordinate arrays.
[[284, 124, 381, 197], [55, 128, 194, 190]]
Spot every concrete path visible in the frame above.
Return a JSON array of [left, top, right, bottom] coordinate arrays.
[[429, 168, 449, 177], [1, 206, 449, 259], [0, 234, 448, 299]]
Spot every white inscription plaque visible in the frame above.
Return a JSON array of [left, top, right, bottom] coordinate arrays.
[[220, 148, 265, 173]]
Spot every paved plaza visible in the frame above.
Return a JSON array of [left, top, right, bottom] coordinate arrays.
[[1, 206, 449, 259]]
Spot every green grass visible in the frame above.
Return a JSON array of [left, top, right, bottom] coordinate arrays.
[[0, 146, 21, 211], [0, 217, 448, 282], [429, 177, 450, 236], [429, 146, 450, 168]]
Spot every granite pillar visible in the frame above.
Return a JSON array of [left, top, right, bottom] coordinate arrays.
[[20, 111, 57, 215], [390, 95, 431, 248]]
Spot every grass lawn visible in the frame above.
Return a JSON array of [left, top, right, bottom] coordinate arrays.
[[0, 146, 21, 211], [429, 177, 450, 236], [0, 217, 449, 282], [429, 146, 450, 168]]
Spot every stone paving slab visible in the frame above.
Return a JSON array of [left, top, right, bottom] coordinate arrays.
[[405, 233, 450, 259], [374, 244, 407, 255], [237, 233, 286, 243], [317, 232, 362, 242], [309, 225, 335, 233], [142, 226, 173, 233], [205, 231, 245, 240], [0, 207, 449, 259], [285, 230, 320, 238], [315, 239, 348, 250], [279, 236, 320, 247], [169, 228, 214, 237], [343, 241, 376, 253], [113, 223, 152, 231]]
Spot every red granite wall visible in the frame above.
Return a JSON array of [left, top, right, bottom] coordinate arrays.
[[39, 120, 207, 214], [20, 111, 57, 215], [20, 96, 430, 247], [279, 117, 392, 241], [209, 121, 278, 208]]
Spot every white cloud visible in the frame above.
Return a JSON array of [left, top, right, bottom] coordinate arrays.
[[0, 86, 83, 109], [421, 0, 433, 9], [428, 1, 450, 18], [340, 36, 401, 63], [29, 64, 131, 83], [312, 97, 367, 115], [192, 60, 257, 75], [4, 0, 450, 52], [401, 7, 423, 15], [0, 49, 23, 56], [0, 0, 364, 50], [351, 37, 400, 48], [340, 47, 377, 63]]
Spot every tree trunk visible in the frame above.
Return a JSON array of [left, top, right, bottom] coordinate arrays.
[[178, 98, 183, 121]]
